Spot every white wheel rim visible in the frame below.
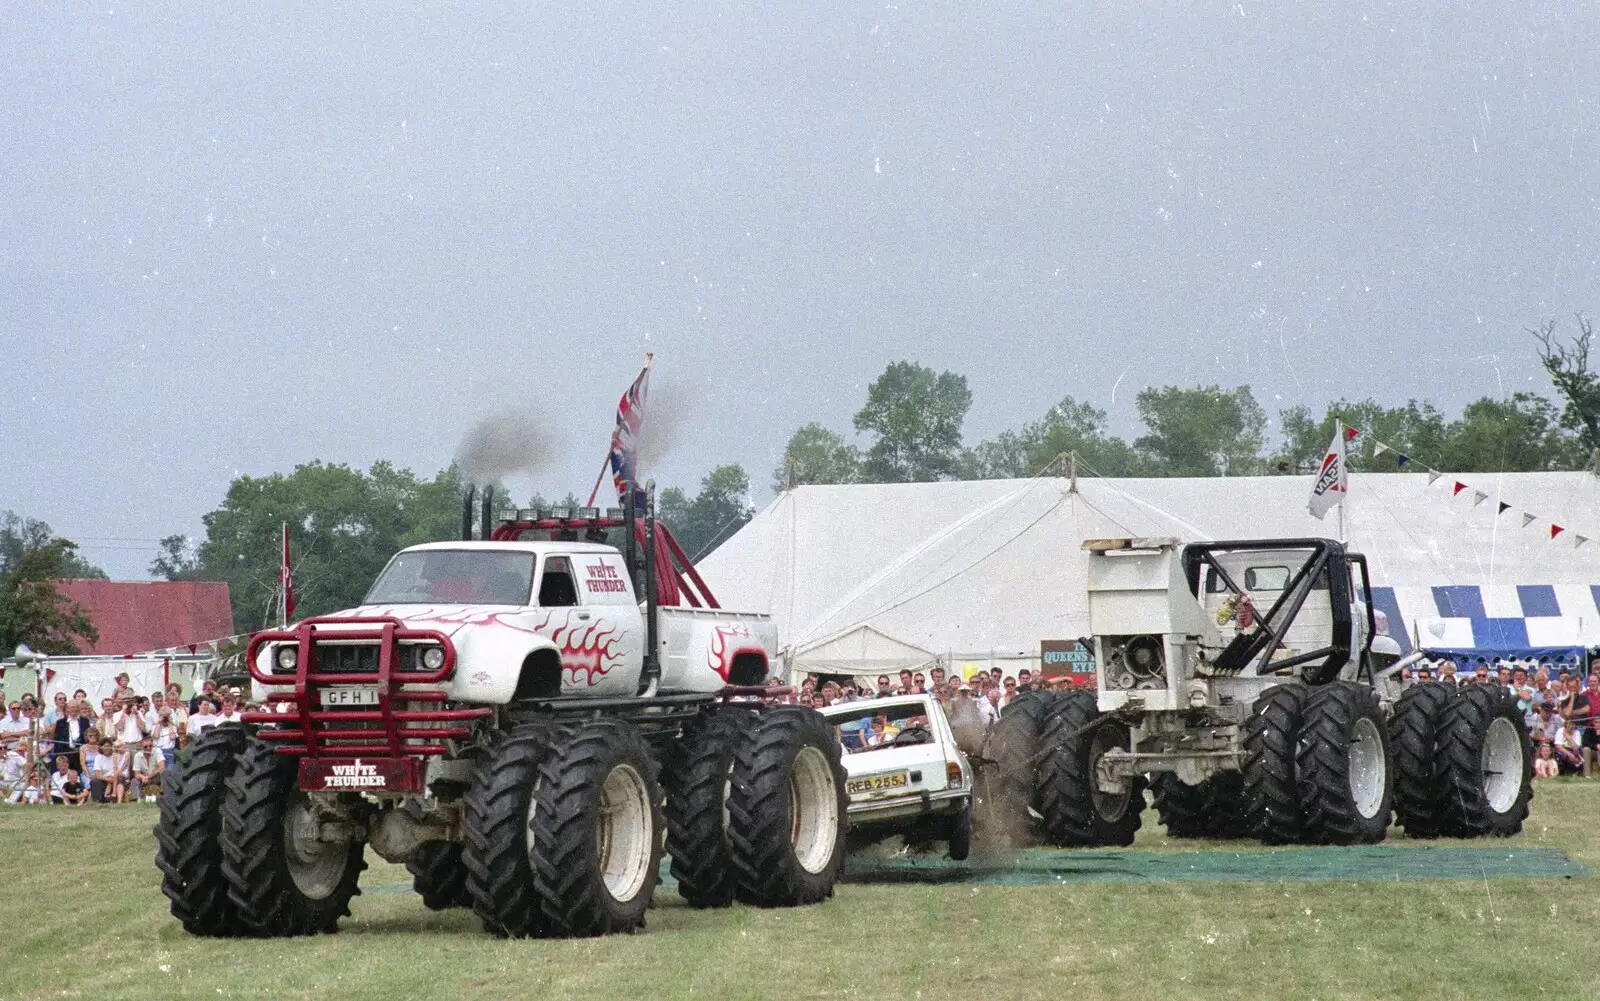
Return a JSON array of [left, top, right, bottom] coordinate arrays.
[[1482, 717, 1523, 814], [282, 792, 348, 900], [788, 745, 838, 875], [1348, 716, 1386, 820], [598, 763, 654, 903]]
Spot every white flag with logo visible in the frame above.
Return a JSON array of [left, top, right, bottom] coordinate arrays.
[[1307, 427, 1347, 520]]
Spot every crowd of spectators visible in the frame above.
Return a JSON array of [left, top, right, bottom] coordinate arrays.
[[789, 664, 1074, 741], [1400, 652, 1600, 780], [0, 673, 247, 806], [8, 653, 1589, 802]]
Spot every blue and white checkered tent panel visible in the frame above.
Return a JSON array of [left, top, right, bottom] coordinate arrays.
[[1374, 583, 1600, 665]]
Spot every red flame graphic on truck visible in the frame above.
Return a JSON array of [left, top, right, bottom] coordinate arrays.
[[708, 624, 756, 682], [474, 610, 623, 687], [516, 611, 622, 686], [349, 605, 624, 687]]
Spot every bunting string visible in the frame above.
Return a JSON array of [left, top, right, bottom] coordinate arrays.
[[1339, 420, 1594, 551]]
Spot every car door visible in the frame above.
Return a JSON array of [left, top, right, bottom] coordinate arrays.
[[549, 552, 644, 695]]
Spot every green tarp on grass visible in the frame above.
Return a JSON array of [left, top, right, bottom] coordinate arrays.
[[369, 846, 1587, 895], [835, 845, 1590, 886]]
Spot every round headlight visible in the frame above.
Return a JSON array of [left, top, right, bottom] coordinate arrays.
[[275, 645, 298, 672], [421, 647, 446, 671]]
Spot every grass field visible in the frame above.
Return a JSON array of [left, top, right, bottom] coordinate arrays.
[[6, 784, 1600, 1001]]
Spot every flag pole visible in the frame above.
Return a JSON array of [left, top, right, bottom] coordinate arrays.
[[1336, 419, 1346, 544], [585, 447, 613, 508], [280, 521, 290, 630]]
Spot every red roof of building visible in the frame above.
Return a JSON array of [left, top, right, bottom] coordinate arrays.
[[53, 580, 236, 655]]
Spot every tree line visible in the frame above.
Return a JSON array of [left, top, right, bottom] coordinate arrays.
[[775, 318, 1600, 487], [5, 318, 1595, 645]]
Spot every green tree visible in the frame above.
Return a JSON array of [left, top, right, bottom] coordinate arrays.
[[0, 513, 101, 655], [0, 512, 107, 581], [963, 396, 1143, 478], [150, 534, 201, 580], [159, 463, 466, 632], [772, 422, 861, 491], [659, 465, 754, 561], [1275, 399, 1449, 473], [1133, 385, 1267, 476], [853, 362, 973, 482], [1533, 316, 1600, 458], [1436, 393, 1581, 472]]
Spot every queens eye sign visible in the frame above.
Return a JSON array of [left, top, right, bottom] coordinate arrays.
[[1041, 639, 1095, 683]]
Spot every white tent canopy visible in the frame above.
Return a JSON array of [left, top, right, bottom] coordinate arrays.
[[698, 472, 1600, 679], [790, 623, 937, 676]]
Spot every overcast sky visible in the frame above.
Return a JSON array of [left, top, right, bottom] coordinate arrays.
[[2, 5, 1596, 579]]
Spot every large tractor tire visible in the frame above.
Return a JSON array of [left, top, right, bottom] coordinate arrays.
[[1151, 771, 1250, 839], [222, 738, 366, 936], [728, 707, 847, 907], [989, 691, 1060, 844], [1295, 681, 1393, 844], [1243, 683, 1309, 845], [665, 707, 756, 908], [526, 719, 664, 937], [154, 723, 248, 936], [1036, 691, 1143, 847], [1436, 685, 1533, 837], [1389, 681, 1455, 838], [407, 841, 470, 911], [462, 728, 553, 937]]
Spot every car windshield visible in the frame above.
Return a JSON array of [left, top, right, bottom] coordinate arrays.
[[826, 703, 935, 754], [364, 550, 536, 605]]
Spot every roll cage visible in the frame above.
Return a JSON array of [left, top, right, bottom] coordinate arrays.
[[1180, 538, 1377, 685]]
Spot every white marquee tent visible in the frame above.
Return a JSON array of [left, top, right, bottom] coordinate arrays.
[[697, 472, 1600, 679]]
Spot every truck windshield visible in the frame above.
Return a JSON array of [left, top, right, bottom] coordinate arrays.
[[364, 550, 536, 605]]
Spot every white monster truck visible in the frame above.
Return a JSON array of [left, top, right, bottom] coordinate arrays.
[[818, 693, 974, 860], [993, 537, 1533, 848], [154, 494, 846, 939]]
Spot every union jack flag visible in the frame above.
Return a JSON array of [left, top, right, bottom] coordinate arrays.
[[607, 360, 651, 509]]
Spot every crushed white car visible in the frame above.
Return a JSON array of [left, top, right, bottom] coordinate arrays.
[[818, 694, 974, 860]]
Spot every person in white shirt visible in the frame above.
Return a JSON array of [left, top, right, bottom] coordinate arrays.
[[161, 692, 188, 730], [50, 755, 88, 806], [109, 744, 133, 802], [973, 685, 1000, 731], [114, 700, 147, 747], [89, 741, 119, 803], [187, 700, 221, 737], [217, 695, 244, 724], [1555, 722, 1585, 774], [0, 740, 26, 802], [131, 737, 163, 800], [0, 702, 31, 737], [151, 713, 180, 768]]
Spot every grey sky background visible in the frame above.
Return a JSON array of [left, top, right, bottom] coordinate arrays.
[[2, 5, 1596, 580]]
